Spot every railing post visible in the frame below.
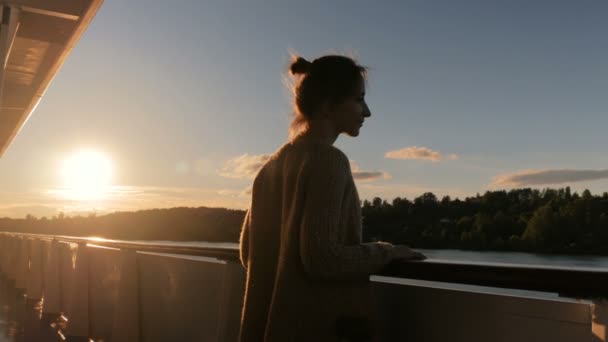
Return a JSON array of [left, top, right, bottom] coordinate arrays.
[[38, 239, 64, 340], [593, 299, 608, 342], [5, 235, 17, 284], [66, 242, 90, 341], [0, 234, 8, 278], [15, 237, 29, 292], [111, 249, 140, 342], [0, 234, 7, 300], [26, 238, 44, 300], [42, 239, 62, 315]]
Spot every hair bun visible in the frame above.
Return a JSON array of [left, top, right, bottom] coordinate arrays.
[[290, 57, 312, 75]]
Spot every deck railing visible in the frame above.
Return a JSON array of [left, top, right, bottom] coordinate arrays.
[[0, 231, 606, 341]]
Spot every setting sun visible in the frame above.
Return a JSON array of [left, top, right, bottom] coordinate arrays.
[[61, 150, 112, 200]]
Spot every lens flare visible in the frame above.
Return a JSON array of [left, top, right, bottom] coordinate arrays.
[[61, 150, 112, 200]]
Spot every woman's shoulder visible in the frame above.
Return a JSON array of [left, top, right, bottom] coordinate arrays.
[[316, 145, 349, 166], [251, 145, 286, 179], [288, 140, 349, 162], [250, 142, 301, 177], [296, 143, 351, 177], [257, 141, 350, 179]]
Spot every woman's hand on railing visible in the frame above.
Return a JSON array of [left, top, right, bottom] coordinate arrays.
[[391, 245, 426, 261]]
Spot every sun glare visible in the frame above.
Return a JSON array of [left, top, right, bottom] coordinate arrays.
[[61, 150, 112, 200]]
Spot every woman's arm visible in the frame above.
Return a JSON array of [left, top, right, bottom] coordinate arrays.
[[299, 149, 395, 280]]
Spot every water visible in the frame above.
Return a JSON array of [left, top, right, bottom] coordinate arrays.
[[138, 239, 608, 270], [416, 248, 608, 270], [372, 248, 608, 301]]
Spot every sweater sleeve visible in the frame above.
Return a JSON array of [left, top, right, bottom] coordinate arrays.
[[239, 208, 251, 270], [299, 148, 395, 280]]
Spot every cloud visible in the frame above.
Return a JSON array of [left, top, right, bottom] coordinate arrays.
[[385, 146, 459, 162], [491, 169, 608, 187], [353, 172, 388, 181], [219, 153, 271, 179], [0, 185, 253, 218], [349, 161, 391, 182], [217, 187, 251, 198], [220, 154, 393, 182]]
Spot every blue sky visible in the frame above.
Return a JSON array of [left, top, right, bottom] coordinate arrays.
[[1, 0, 607, 217]]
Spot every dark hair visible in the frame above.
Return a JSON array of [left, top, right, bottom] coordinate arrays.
[[288, 54, 367, 140]]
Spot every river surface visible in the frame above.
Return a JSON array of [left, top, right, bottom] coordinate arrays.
[[416, 248, 608, 270], [367, 248, 608, 301], [139, 239, 608, 270]]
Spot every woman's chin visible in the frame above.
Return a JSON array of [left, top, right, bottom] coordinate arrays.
[[349, 127, 361, 137]]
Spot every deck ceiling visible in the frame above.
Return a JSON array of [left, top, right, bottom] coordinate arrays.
[[0, 0, 103, 157]]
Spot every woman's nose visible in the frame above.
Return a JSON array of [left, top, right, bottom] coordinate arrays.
[[363, 102, 371, 118]]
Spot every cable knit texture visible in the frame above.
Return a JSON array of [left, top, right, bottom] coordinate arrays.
[[239, 141, 395, 342]]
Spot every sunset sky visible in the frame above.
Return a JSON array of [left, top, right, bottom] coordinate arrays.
[[1, 0, 607, 218]]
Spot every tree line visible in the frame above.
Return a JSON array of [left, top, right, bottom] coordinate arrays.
[[362, 187, 608, 255], [1, 187, 607, 255], [0, 207, 244, 242]]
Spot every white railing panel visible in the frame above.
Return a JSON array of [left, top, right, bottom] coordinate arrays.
[[216, 261, 245, 342], [137, 252, 226, 342], [88, 245, 122, 341], [58, 241, 77, 316], [372, 276, 592, 342]]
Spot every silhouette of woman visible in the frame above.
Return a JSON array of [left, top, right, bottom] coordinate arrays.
[[238, 54, 425, 342]]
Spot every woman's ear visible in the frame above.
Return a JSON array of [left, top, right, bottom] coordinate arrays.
[[319, 101, 334, 119]]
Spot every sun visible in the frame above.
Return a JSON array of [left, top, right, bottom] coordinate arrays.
[[61, 150, 112, 200]]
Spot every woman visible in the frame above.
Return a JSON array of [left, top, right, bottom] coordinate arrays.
[[239, 54, 425, 342]]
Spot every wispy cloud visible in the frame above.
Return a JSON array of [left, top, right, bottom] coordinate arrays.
[[491, 169, 608, 187], [218, 186, 251, 197], [0, 190, 62, 218], [385, 146, 459, 162], [0, 185, 251, 218], [353, 171, 389, 181], [349, 161, 391, 182], [219, 153, 271, 179]]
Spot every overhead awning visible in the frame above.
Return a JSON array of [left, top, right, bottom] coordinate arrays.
[[0, 0, 103, 157]]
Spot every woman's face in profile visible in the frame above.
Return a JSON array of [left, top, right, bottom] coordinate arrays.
[[330, 81, 371, 137]]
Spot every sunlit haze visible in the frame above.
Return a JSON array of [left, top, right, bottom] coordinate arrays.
[[1, 1, 607, 218], [59, 150, 112, 201]]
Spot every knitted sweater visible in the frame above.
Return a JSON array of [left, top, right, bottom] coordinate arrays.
[[238, 140, 397, 342]]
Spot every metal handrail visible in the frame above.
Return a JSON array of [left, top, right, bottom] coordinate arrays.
[[0, 231, 240, 261], [381, 258, 608, 298], [2, 231, 608, 298]]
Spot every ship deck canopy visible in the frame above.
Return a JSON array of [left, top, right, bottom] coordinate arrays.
[[0, 0, 102, 156]]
